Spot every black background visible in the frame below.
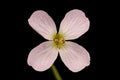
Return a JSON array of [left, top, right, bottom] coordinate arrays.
[[3, 0, 114, 80]]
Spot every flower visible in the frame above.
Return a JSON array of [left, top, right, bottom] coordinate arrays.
[[27, 9, 90, 72]]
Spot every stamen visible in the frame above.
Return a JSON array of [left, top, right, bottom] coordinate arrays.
[[53, 33, 65, 49]]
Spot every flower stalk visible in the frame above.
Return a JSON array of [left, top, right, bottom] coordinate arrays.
[[51, 65, 62, 80]]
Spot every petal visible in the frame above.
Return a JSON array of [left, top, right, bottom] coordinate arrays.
[[59, 41, 90, 72], [59, 9, 90, 40], [28, 10, 57, 40], [27, 41, 58, 71]]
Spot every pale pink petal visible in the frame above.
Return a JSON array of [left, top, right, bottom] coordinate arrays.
[[59, 41, 90, 72], [59, 9, 90, 40], [27, 41, 58, 71], [28, 10, 57, 40]]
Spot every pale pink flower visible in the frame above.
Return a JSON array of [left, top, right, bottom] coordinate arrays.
[[27, 9, 90, 72]]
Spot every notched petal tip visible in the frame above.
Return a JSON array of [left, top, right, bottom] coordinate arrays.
[[27, 41, 58, 71], [59, 9, 90, 40], [28, 10, 57, 40], [71, 61, 90, 72], [59, 41, 90, 72]]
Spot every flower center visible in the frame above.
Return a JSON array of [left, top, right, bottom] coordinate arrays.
[[53, 33, 65, 49]]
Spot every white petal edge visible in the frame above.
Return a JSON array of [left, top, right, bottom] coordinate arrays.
[[28, 10, 57, 40], [27, 41, 58, 71], [59, 41, 90, 72], [59, 9, 90, 40]]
